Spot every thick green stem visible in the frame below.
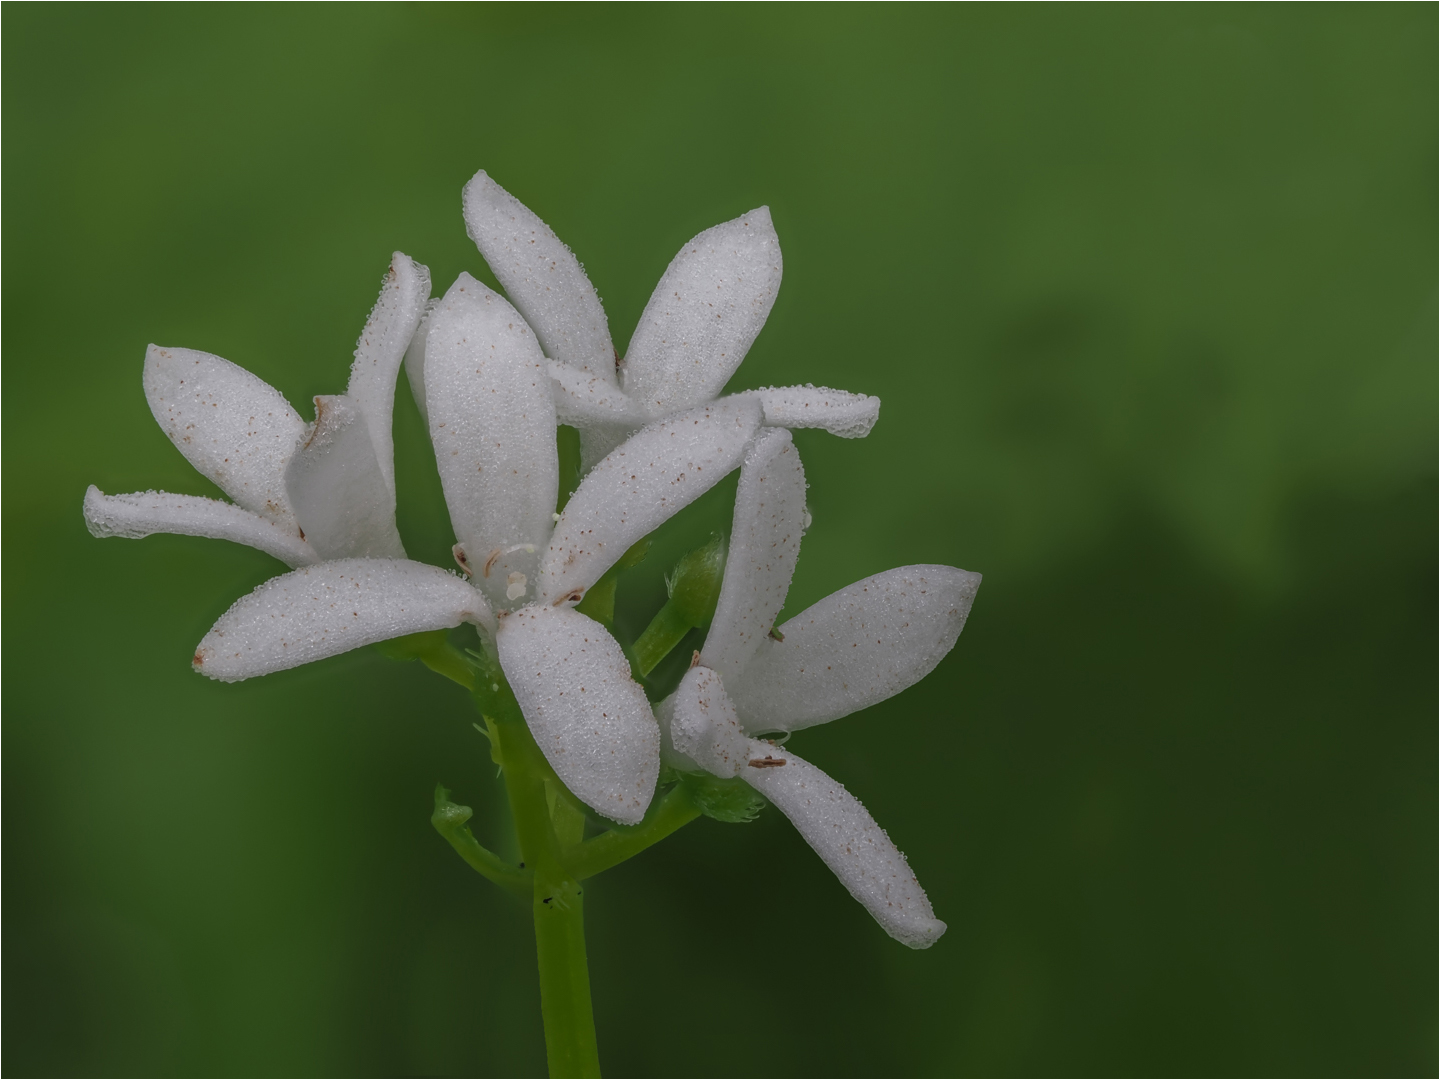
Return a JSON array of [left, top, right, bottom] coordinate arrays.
[[532, 871, 598, 1078], [493, 714, 601, 1077], [564, 784, 702, 880]]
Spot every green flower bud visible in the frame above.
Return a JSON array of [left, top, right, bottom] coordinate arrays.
[[664, 533, 726, 626]]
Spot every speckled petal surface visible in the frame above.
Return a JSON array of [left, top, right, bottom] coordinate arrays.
[[403, 297, 440, 427], [345, 253, 431, 491], [752, 384, 881, 439], [193, 558, 491, 682], [701, 428, 806, 681], [622, 208, 781, 415], [284, 395, 406, 560], [143, 344, 305, 527], [463, 170, 616, 380], [548, 361, 643, 428], [741, 741, 947, 949], [424, 272, 558, 608], [539, 396, 763, 602], [728, 565, 982, 732], [83, 486, 318, 568], [665, 666, 751, 777], [496, 606, 659, 824]]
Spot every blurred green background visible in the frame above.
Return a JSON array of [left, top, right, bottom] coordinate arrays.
[[4, 4, 1434, 1076]]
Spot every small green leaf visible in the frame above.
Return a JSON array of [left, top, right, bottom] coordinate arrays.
[[679, 772, 767, 824]]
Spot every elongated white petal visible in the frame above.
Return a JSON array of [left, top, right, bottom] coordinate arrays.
[[728, 566, 982, 732], [496, 606, 659, 824], [425, 273, 558, 609], [752, 384, 880, 439], [663, 666, 751, 777], [193, 558, 492, 682], [345, 253, 431, 491], [701, 428, 806, 680], [463, 170, 616, 381], [539, 397, 763, 602], [143, 344, 305, 526], [83, 486, 318, 568], [403, 298, 440, 427], [741, 741, 946, 949], [284, 395, 406, 560], [549, 361, 643, 427], [622, 208, 781, 415]]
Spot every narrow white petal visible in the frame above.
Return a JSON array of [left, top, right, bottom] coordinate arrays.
[[549, 361, 643, 427], [729, 566, 982, 732], [403, 297, 441, 427], [193, 558, 492, 683], [622, 207, 782, 415], [143, 344, 305, 526], [701, 428, 806, 681], [752, 384, 881, 439], [742, 742, 947, 949], [83, 486, 318, 568], [662, 666, 751, 777], [425, 273, 559, 609], [578, 425, 634, 473], [284, 395, 406, 560], [345, 253, 431, 491], [539, 396, 763, 602], [496, 606, 659, 824], [463, 170, 616, 381]]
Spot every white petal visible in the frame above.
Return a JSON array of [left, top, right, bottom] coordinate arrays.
[[403, 297, 441, 427], [83, 486, 318, 568], [424, 273, 559, 609], [701, 428, 806, 681], [752, 384, 881, 439], [463, 170, 616, 381], [496, 606, 659, 824], [345, 253, 431, 492], [662, 665, 751, 777], [741, 741, 947, 949], [143, 344, 305, 527], [622, 207, 781, 415], [549, 361, 642, 427], [578, 425, 634, 474], [284, 395, 406, 560], [193, 558, 492, 683], [539, 396, 763, 602], [728, 566, 982, 732]]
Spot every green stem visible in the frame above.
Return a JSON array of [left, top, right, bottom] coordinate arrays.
[[632, 600, 695, 677], [431, 786, 531, 900], [419, 643, 476, 690], [493, 713, 602, 1077], [563, 784, 701, 880]]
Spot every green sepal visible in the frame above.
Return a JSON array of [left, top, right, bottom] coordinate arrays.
[[375, 628, 451, 661], [678, 771, 767, 824]]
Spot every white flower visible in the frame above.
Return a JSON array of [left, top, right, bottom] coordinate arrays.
[[402, 170, 881, 468], [84, 254, 431, 565], [655, 427, 982, 949], [189, 271, 767, 826]]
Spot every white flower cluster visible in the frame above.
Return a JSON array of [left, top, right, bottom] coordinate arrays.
[[85, 170, 981, 949]]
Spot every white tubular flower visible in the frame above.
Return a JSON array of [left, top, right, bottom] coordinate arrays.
[[654, 427, 982, 948], [441, 170, 881, 466], [200, 270, 765, 826], [423, 267, 763, 822], [84, 254, 431, 566]]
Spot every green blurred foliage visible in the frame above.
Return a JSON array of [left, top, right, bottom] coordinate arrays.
[[3, 4, 1434, 1075]]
